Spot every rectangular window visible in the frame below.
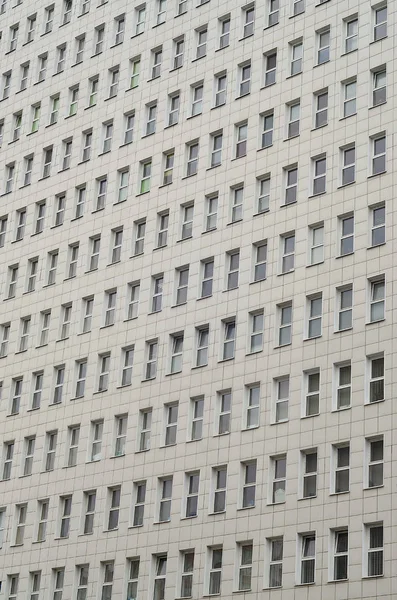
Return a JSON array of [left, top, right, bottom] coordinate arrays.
[[151, 47, 162, 79], [238, 62, 251, 96], [89, 237, 100, 271], [217, 390, 231, 434], [97, 353, 110, 392], [337, 285, 353, 331], [368, 354, 384, 403], [284, 166, 298, 204], [129, 58, 140, 89], [185, 472, 199, 517], [341, 144, 356, 185], [108, 68, 119, 98], [0, 322, 10, 357], [104, 290, 117, 326], [14, 503, 27, 544], [345, 16, 358, 52], [333, 444, 350, 492], [366, 437, 384, 488], [190, 396, 204, 440], [281, 233, 295, 272], [271, 456, 286, 503], [90, 421, 103, 462], [231, 185, 243, 222], [162, 151, 174, 185], [44, 431, 57, 472], [370, 204, 385, 246], [67, 426, 80, 467], [237, 543, 253, 591], [208, 548, 223, 595], [120, 346, 134, 386], [195, 26, 207, 58], [153, 555, 167, 600], [249, 311, 264, 353], [235, 122, 248, 158], [268, 0, 279, 26], [180, 552, 194, 598], [369, 277, 385, 322], [267, 537, 283, 588], [372, 67, 386, 106], [307, 295, 322, 339], [127, 282, 140, 320], [114, 415, 127, 456], [31, 371, 43, 409], [75, 360, 87, 398], [126, 559, 140, 600], [23, 436, 35, 475], [335, 362, 351, 410], [132, 481, 146, 526], [274, 377, 289, 422], [123, 112, 134, 145], [316, 27, 330, 64], [241, 461, 256, 508], [139, 408, 152, 449], [164, 403, 178, 444], [107, 488, 120, 530], [242, 6, 254, 38], [76, 566, 89, 600], [186, 142, 199, 176], [287, 101, 300, 138], [261, 111, 274, 148], [159, 477, 173, 522], [371, 134, 386, 175], [2, 441, 14, 480], [214, 72, 227, 107], [245, 384, 260, 428], [59, 496, 72, 538], [301, 450, 317, 498], [83, 491, 96, 534], [312, 155, 326, 195], [173, 38, 184, 70], [373, 5, 387, 41], [331, 529, 348, 581], [314, 89, 328, 128], [339, 214, 354, 255], [101, 562, 114, 600], [210, 131, 223, 167], [53, 569, 65, 600], [299, 534, 316, 584], [226, 250, 239, 290], [133, 219, 146, 255], [278, 303, 292, 346], [222, 319, 236, 360], [67, 243, 79, 278], [290, 40, 303, 75], [213, 467, 227, 512], [219, 16, 230, 48], [200, 259, 214, 298], [10, 377, 23, 415], [304, 371, 320, 417], [365, 523, 383, 576]]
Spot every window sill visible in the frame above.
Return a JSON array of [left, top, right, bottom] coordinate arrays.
[[15, 349, 28, 354], [206, 164, 221, 171], [365, 318, 385, 325], [181, 174, 197, 180], [249, 278, 266, 285], [77, 532, 94, 537], [119, 141, 133, 148], [99, 324, 114, 330], [329, 491, 350, 496], [236, 505, 255, 511], [215, 45, 229, 52], [116, 384, 132, 390], [141, 377, 156, 382], [235, 92, 251, 100], [363, 484, 384, 490], [368, 171, 386, 179], [186, 437, 202, 443], [368, 242, 386, 249], [308, 191, 326, 199], [135, 448, 150, 454], [128, 524, 144, 529], [123, 317, 138, 323], [274, 343, 292, 349], [286, 72, 302, 80], [147, 76, 161, 82], [277, 270, 295, 276], [226, 219, 243, 226], [197, 295, 212, 301], [92, 389, 108, 395], [186, 113, 202, 121], [364, 398, 385, 406], [217, 357, 235, 363], [70, 396, 84, 401], [136, 191, 151, 197], [231, 155, 247, 162], [153, 520, 171, 525], [369, 101, 387, 110], [191, 363, 208, 370], [295, 582, 316, 587], [303, 335, 322, 341], [246, 349, 263, 356], [208, 511, 226, 516], [241, 425, 259, 431], [165, 371, 182, 377], [176, 236, 193, 242], [26, 407, 40, 413], [331, 406, 351, 413], [213, 432, 230, 437]]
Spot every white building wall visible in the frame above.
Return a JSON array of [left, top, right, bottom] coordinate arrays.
[[0, 0, 395, 598]]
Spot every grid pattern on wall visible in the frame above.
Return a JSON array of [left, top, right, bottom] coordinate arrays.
[[0, 0, 395, 598]]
